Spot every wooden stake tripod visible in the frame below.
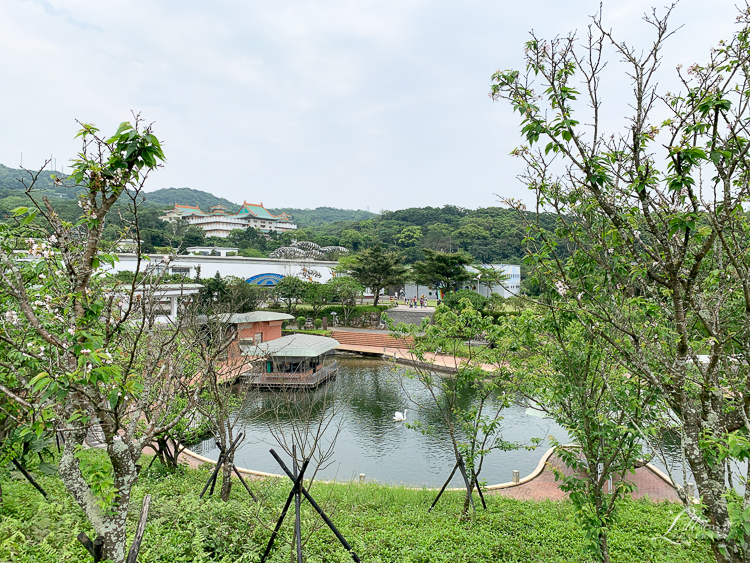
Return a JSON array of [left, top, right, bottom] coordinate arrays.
[[428, 455, 487, 513], [199, 433, 257, 501], [260, 447, 361, 563], [9, 458, 47, 499]]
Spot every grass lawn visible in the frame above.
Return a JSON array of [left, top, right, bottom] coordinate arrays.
[[0, 454, 711, 563]]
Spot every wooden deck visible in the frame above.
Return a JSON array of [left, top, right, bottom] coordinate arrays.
[[335, 344, 499, 373], [241, 360, 338, 389]]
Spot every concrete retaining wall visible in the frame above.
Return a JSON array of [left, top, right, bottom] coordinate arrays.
[[384, 308, 434, 326]]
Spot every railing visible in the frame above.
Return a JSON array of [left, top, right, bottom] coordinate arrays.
[[247, 360, 338, 387]]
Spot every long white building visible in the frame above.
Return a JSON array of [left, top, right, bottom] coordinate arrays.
[[109, 254, 337, 284], [403, 264, 521, 300]]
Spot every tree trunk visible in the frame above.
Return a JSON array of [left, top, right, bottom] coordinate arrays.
[[373, 291, 380, 307], [58, 428, 139, 563], [462, 488, 472, 515], [683, 428, 744, 562], [220, 457, 233, 502], [599, 531, 609, 563]]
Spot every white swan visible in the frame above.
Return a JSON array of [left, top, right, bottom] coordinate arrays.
[[393, 410, 408, 422]]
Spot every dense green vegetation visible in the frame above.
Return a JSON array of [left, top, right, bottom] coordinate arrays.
[[0, 163, 74, 197], [0, 163, 550, 268], [286, 205, 560, 269], [0, 456, 710, 563], [267, 206, 376, 226], [0, 164, 375, 229], [142, 187, 240, 212]]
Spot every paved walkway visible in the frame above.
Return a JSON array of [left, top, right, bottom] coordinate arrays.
[[175, 447, 679, 502], [332, 325, 497, 372], [387, 304, 436, 313], [490, 452, 679, 502], [336, 344, 498, 372]]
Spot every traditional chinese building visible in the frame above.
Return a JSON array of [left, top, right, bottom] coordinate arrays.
[[159, 201, 297, 238], [159, 203, 205, 221]]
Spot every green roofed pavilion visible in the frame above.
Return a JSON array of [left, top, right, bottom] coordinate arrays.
[[243, 333, 339, 357], [241, 333, 339, 389]]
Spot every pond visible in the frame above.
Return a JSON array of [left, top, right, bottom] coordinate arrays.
[[192, 356, 571, 487]]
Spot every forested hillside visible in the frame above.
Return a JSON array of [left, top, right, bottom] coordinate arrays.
[[0, 163, 554, 268], [0, 164, 375, 227], [143, 187, 240, 212], [0, 164, 76, 200], [288, 205, 556, 266], [268, 207, 376, 226]]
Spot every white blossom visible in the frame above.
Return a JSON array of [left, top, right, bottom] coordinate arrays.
[[554, 280, 569, 297]]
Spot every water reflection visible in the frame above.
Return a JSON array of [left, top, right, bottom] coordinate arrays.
[[194, 357, 569, 486]]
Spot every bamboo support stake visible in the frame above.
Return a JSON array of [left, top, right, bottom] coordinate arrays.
[[126, 494, 152, 563]]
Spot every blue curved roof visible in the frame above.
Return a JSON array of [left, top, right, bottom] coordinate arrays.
[[246, 273, 284, 286]]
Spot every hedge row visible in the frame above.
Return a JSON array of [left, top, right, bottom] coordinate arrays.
[[268, 303, 392, 319]]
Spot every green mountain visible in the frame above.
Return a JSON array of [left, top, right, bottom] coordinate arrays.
[[142, 187, 240, 213], [142, 190, 377, 226], [0, 163, 76, 198], [0, 164, 378, 228], [268, 207, 377, 227]]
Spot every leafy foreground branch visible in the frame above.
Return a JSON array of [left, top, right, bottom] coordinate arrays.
[[0, 456, 711, 563], [492, 4, 750, 562]]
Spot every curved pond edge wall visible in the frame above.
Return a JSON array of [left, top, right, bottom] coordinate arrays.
[[484, 447, 556, 491], [180, 445, 677, 492]]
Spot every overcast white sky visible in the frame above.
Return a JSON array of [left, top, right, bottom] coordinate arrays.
[[0, 0, 740, 211]]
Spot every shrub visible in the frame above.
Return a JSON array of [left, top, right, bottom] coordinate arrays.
[[0, 459, 713, 563], [296, 316, 306, 329], [442, 289, 488, 311], [314, 318, 323, 329], [485, 310, 522, 322]]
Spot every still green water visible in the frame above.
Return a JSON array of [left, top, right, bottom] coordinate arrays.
[[194, 356, 569, 486]]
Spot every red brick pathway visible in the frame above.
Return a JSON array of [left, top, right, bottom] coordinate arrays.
[[490, 453, 680, 502], [174, 447, 679, 502]]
